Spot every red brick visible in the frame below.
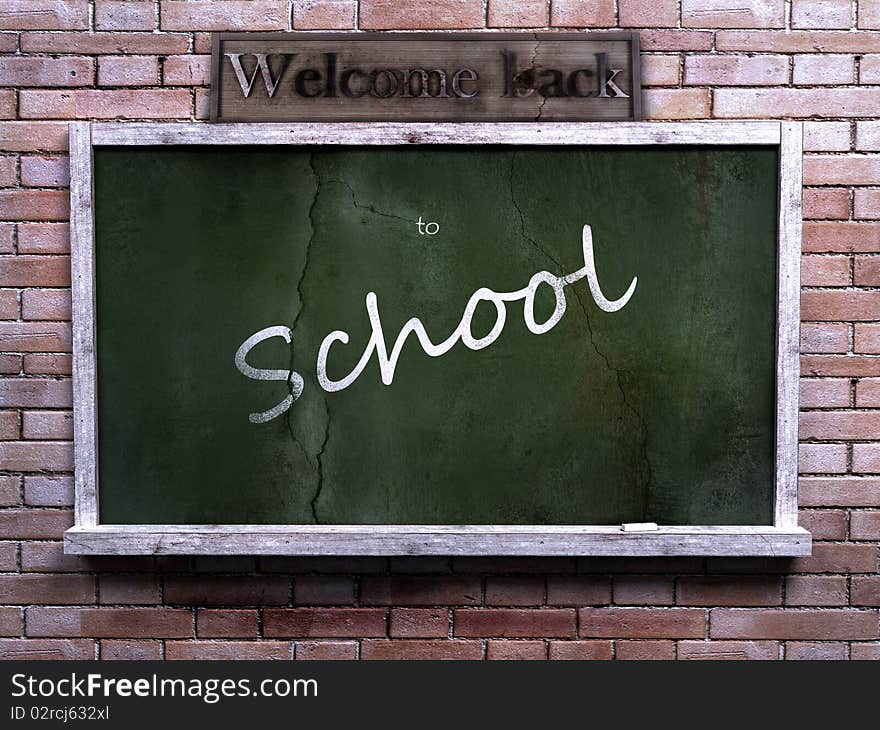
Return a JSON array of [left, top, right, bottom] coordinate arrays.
[[0, 441, 73, 471], [0, 354, 19, 373], [802, 355, 880, 377], [677, 577, 781, 607], [786, 641, 847, 660], [854, 443, 880, 473], [0, 474, 19, 504], [360, 0, 484, 29], [793, 0, 851, 29], [97, 56, 160, 86], [100, 640, 161, 660], [294, 575, 353, 605], [615, 640, 675, 660], [0, 223, 12, 253], [578, 556, 704, 574], [546, 576, 611, 606], [716, 30, 880, 53], [292, 1, 357, 30], [858, 121, 880, 150], [580, 608, 705, 638], [163, 56, 211, 86], [805, 222, 880, 254], [785, 576, 847, 606], [21, 32, 189, 55], [614, 576, 674, 605], [160, 1, 287, 31], [852, 577, 880, 606], [793, 54, 854, 85], [19, 89, 191, 120], [166, 641, 290, 660], [548, 640, 612, 660], [0, 157, 15, 189], [678, 639, 779, 660], [791, 543, 878, 573], [389, 608, 448, 638], [0, 412, 17, 444], [800, 477, 880, 507], [640, 30, 715, 51], [682, 0, 784, 28], [259, 556, 386, 573], [0, 190, 69, 221], [295, 640, 357, 659], [99, 575, 160, 604], [26, 607, 193, 638], [803, 190, 850, 221], [485, 577, 544, 606], [0, 574, 93, 604], [17, 223, 69, 254], [487, 0, 548, 27], [264, 608, 386, 638], [549, 0, 615, 27], [454, 557, 575, 573], [164, 576, 289, 605], [0, 57, 93, 88], [859, 0, 880, 29], [0, 639, 93, 660], [799, 443, 847, 474], [716, 88, 880, 118], [643, 89, 711, 119], [0, 380, 72, 410], [21, 289, 71, 321], [486, 640, 547, 660], [20, 542, 86, 572], [855, 323, 880, 353], [0, 323, 71, 352], [0, 123, 67, 153], [196, 609, 259, 638], [855, 191, 880, 221], [798, 509, 847, 540], [619, 0, 677, 27], [0, 1, 88, 30], [861, 56, 880, 84], [800, 323, 848, 354], [0, 543, 17, 571], [95, 1, 157, 31], [388, 557, 451, 573], [711, 609, 878, 640], [0, 292, 16, 323], [20, 157, 69, 188], [851, 643, 880, 659], [23, 354, 71, 375], [851, 511, 880, 539], [360, 576, 480, 605], [801, 411, 880, 440], [454, 609, 576, 638], [0, 607, 22, 636], [804, 157, 880, 187], [641, 55, 682, 87], [804, 121, 851, 152], [800, 379, 850, 409], [684, 55, 788, 86], [361, 639, 482, 660]]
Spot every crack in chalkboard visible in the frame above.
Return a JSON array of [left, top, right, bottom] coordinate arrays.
[[326, 177, 414, 225], [288, 151, 331, 524], [507, 152, 654, 520]]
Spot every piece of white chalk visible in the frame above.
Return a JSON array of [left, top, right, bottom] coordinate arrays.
[[620, 522, 659, 532]]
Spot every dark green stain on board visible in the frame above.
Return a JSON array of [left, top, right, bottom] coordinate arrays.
[[94, 145, 778, 526]]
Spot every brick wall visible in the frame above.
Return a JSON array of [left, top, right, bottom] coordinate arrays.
[[0, 0, 879, 661]]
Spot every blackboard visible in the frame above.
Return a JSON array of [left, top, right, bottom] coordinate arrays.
[[65, 122, 808, 556]]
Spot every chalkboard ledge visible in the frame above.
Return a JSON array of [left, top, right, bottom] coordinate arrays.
[[64, 525, 812, 557]]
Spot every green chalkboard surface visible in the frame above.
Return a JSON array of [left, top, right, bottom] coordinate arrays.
[[94, 144, 778, 526]]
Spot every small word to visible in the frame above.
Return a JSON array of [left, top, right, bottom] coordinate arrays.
[[225, 52, 628, 101], [416, 217, 440, 235], [235, 225, 638, 423]]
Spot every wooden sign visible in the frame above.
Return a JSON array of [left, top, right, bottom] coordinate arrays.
[[210, 32, 640, 122], [65, 121, 808, 557]]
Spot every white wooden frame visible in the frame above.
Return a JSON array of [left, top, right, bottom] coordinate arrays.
[[64, 121, 809, 557]]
